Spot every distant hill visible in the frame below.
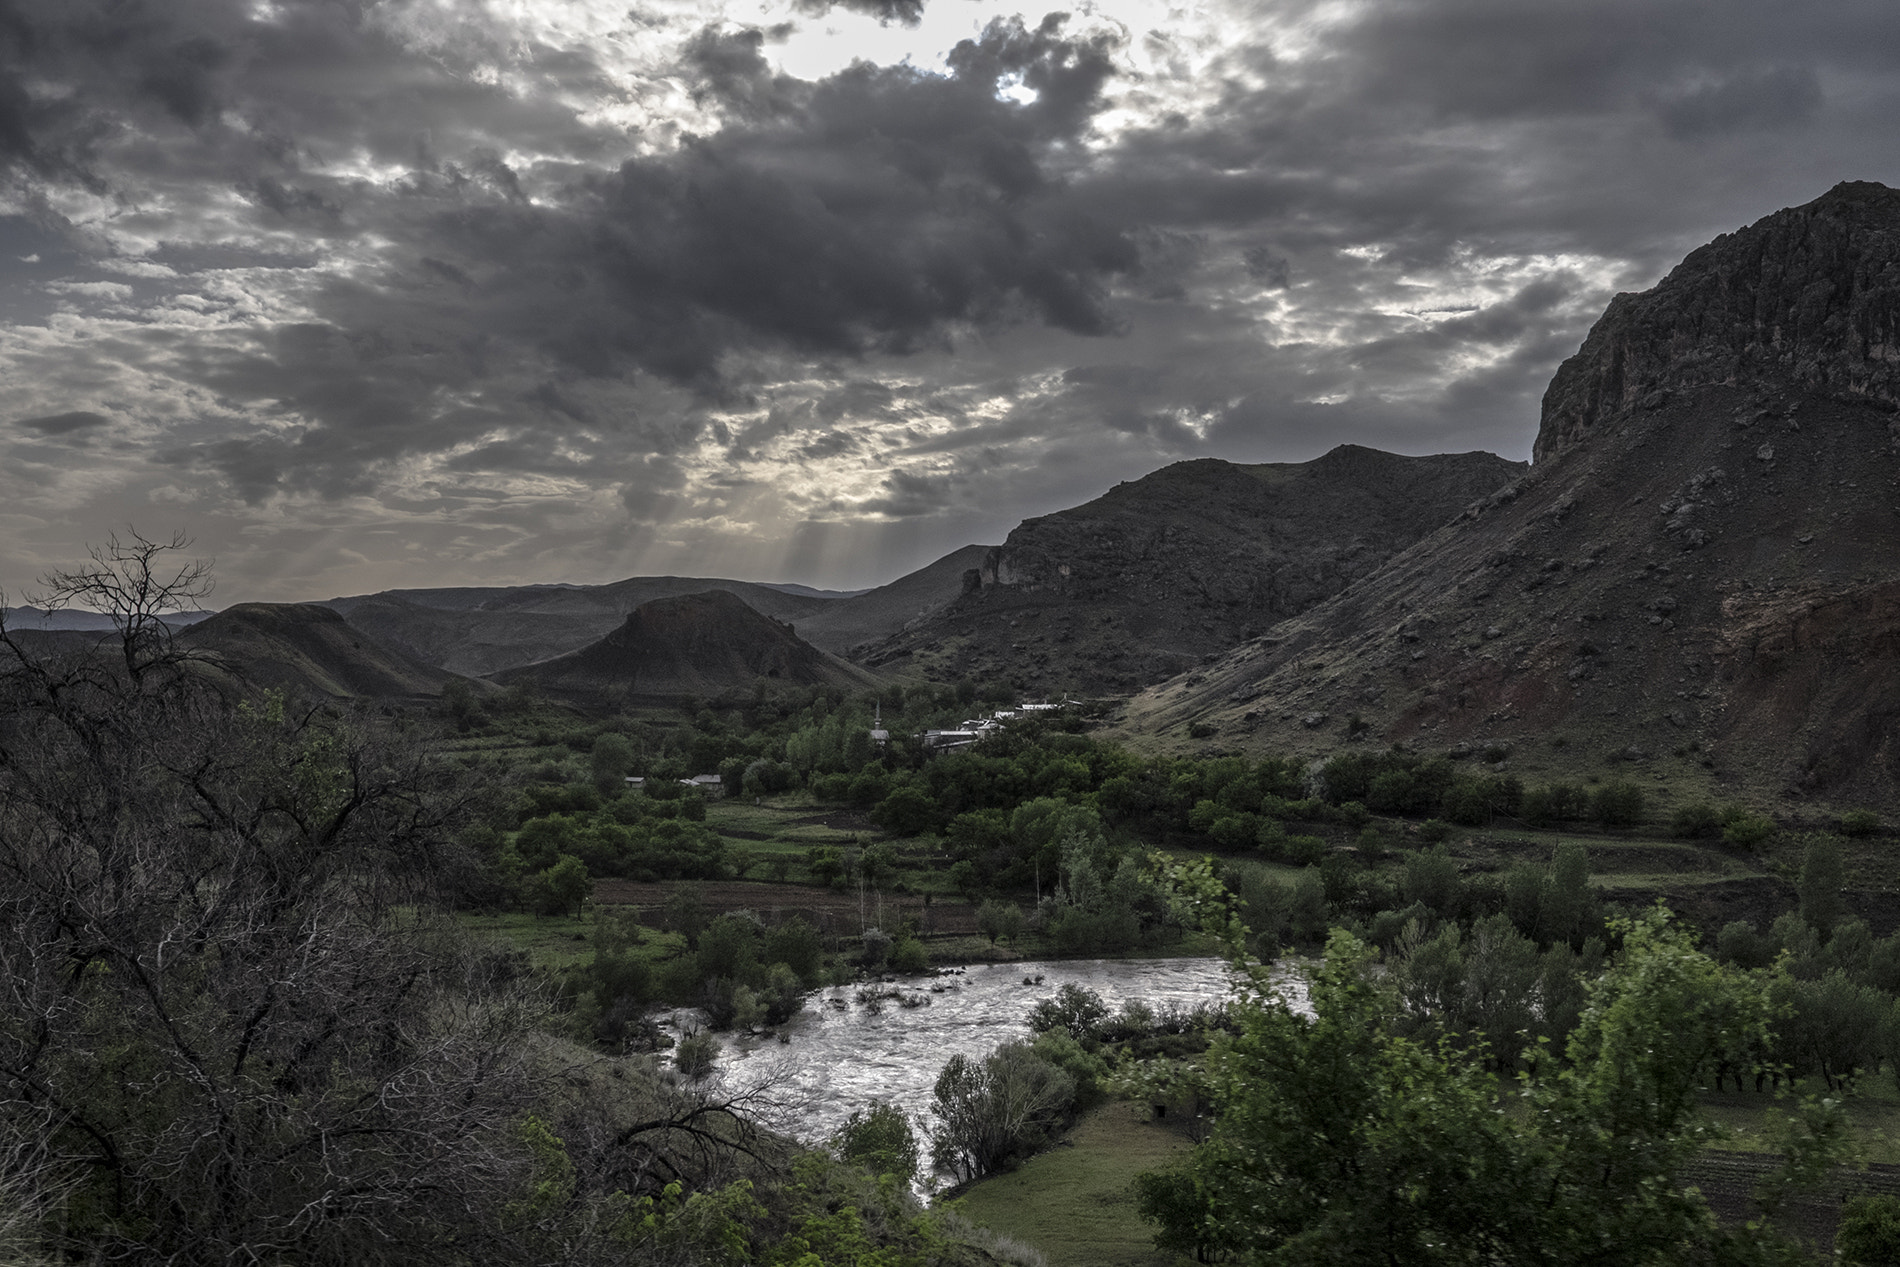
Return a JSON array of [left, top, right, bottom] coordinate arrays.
[[326, 578, 831, 677], [179, 603, 471, 699], [489, 589, 878, 701], [1122, 181, 1900, 812], [857, 447, 1525, 694], [1, 605, 214, 632], [792, 544, 995, 655]]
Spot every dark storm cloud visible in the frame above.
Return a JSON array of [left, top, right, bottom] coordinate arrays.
[[0, 2, 1140, 501], [12, 409, 108, 436], [6, 0, 1900, 599], [791, 0, 927, 27], [409, 13, 1134, 395], [0, 0, 624, 200], [1091, 0, 1892, 276], [1652, 66, 1823, 138], [860, 468, 963, 517], [680, 26, 804, 119]]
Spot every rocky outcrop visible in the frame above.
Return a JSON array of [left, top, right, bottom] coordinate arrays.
[[1123, 182, 1900, 813], [860, 446, 1525, 693], [1537, 181, 1900, 463]]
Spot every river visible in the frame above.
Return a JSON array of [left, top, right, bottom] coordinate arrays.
[[681, 955, 1307, 1182]]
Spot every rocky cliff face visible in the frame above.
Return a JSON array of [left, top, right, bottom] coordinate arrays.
[[1537, 181, 1900, 463], [860, 446, 1525, 694], [1122, 182, 1900, 812]]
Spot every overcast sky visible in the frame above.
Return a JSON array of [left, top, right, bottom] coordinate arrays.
[[2, 0, 1897, 603]]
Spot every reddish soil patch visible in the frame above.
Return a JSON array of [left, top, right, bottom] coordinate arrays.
[[591, 879, 980, 941]]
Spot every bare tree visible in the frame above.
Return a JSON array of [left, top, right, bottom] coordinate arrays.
[[0, 537, 555, 1265], [3, 529, 214, 688]]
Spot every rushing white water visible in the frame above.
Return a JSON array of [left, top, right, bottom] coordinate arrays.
[[680, 955, 1306, 1182]]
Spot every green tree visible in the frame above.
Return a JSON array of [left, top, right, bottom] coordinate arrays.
[[663, 882, 710, 946], [1138, 931, 1526, 1264], [590, 732, 634, 794], [674, 1030, 720, 1079], [870, 786, 936, 837], [1839, 1194, 1900, 1266], [1400, 845, 1462, 915], [890, 936, 929, 974], [1538, 839, 1595, 948], [1798, 835, 1846, 941], [1137, 911, 1819, 1266], [698, 913, 763, 983], [1028, 984, 1109, 1042], [930, 1042, 1075, 1184], [975, 899, 1023, 947], [1723, 809, 1777, 849], [763, 917, 824, 984], [441, 677, 478, 728], [529, 853, 593, 916], [830, 1102, 920, 1186], [807, 844, 845, 888], [858, 840, 898, 890]]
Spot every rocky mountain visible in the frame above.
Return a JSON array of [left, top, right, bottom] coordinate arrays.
[[1121, 181, 1900, 812], [489, 589, 878, 701], [857, 447, 1525, 694], [179, 603, 471, 699]]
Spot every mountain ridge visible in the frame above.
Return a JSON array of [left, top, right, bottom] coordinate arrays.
[[858, 446, 1526, 694], [1120, 181, 1900, 811]]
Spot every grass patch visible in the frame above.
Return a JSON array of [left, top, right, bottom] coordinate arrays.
[[1701, 1077, 1900, 1165], [949, 1101, 1193, 1267], [456, 910, 681, 972]]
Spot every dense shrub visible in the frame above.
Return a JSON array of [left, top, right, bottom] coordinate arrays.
[[890, 937, 930, 975], [1722, 811, 1776, 849], [1670, 802, 1723, 839], [1590, 781, 1646, 828], [1029, 984, 1110, 1041], [1841, 809, 1882, 838], [675, 1031, 720, 1078]]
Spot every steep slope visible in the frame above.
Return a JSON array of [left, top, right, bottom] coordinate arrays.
[[179, 603, 471, 699], [490, 589, 878, 701], [327, 577, 830, 676], [1122, 181, 1900, 811], [859, 447, 1525, 694], [792, 543, 994, 655]]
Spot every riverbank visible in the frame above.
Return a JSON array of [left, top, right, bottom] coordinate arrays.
[[949, 1101, 1193, 1267]]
